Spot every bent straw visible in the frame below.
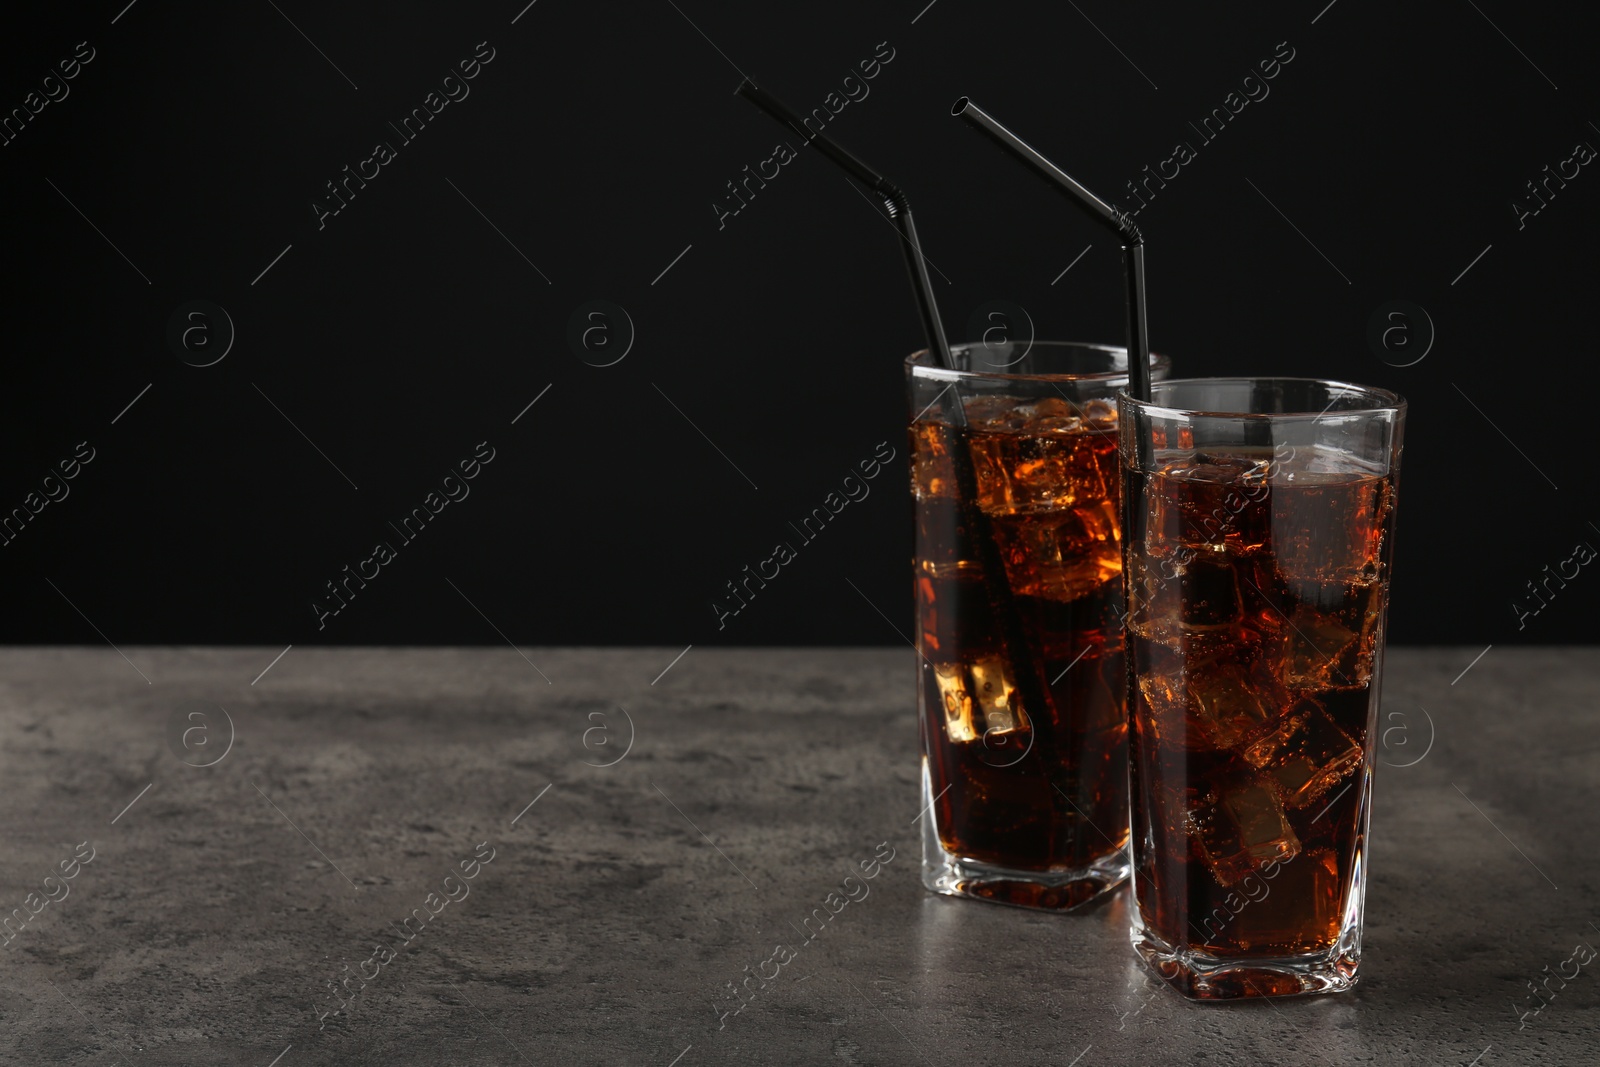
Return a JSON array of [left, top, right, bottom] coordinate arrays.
[[736, 79, 1057, 747], [736, 80, 954, 375], [951, 97, 1151, 402]]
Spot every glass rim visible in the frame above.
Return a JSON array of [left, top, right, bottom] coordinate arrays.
[[906, 340, 1172, 383], [1119, 376, 1406, 420]]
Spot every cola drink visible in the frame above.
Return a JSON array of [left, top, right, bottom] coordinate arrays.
[[912, 364, 1137, 911], [1121, 378, 1405, 998]]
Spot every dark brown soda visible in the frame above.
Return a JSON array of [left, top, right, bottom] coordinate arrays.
[[912, 397, 1130, 893], [1125, 445, 1396, 979]]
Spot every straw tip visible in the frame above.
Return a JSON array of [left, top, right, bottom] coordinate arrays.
[[950, 96, 971, 117], [735, 78, 757, 97]]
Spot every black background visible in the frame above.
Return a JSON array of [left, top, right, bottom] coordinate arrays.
[[2, 1, 1596, 648]]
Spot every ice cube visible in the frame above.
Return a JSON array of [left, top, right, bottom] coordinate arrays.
[[1126, 552, 1179, 644], [1082, 398, 1118, 429], [994, 499, 1121, 602], [1186, 661, 1278, 749], [963, 395, 1029, 430], [1031, 415, 1085, 434], [910, 421, 957, 501], [1137, 672, 1188, 747], [1193, 778, 1301, 886], [1243, 699, 1363, 808], [1132, 625, 1289, 751], [1343, 580, 1384, 687], [1153, 454, 1275, 552], [1043, 435, 1111, 507], [1125, 550, 1244, 648], [1130, 638, 1189, 746], [970, 427, 1109, 514], [1270, 471, 1389, 585], [933, 655, 1029, 744], [968, 656, 1024, 736], [933, 662, 979, 743], [1031, 397, 1075, 419], [1089, 435, 1122, 508], [1279, 606, 1360, 690], [1048, 498, 1121, 595]]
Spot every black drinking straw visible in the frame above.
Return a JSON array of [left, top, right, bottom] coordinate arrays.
[[735, 79, 1058, 752], [736, 80, 955, 375], [951, 97, 1152, 402]]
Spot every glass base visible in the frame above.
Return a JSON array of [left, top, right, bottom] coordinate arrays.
[[919, 766, 1129, 912], [1128, 915, 1361, 1000], [1127, 768, 1371, 1000]]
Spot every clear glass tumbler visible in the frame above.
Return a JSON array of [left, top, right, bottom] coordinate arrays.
[[908, 341, 1169, 911], [1119, 378, 1405, 997]]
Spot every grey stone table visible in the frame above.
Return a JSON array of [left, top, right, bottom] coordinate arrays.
[[2, 647, 1596, 1066]]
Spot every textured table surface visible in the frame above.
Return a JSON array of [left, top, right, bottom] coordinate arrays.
[[1, 646, 1595, 1066]]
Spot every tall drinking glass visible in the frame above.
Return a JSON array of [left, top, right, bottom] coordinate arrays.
[[909, 341, 1169, 911], [1119, 378, 1405, 997]]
